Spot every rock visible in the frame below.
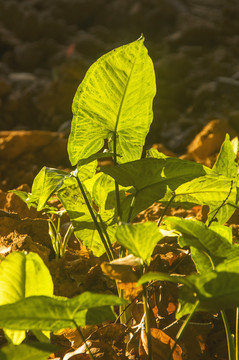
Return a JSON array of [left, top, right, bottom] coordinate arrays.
[[187, 119, 237, 163], [0, 184, 39, 219], [0, 232, 50, 264], [0, 130, 68, 162]]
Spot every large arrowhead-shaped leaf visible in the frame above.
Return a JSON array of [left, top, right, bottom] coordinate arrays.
[[0, 342, 57, 360], [0, 252, 53, 344], [0, 292, 127, 331], [101, 157, 209, 221], [115, 222, 163, 265], [68, 36, 156, 166]]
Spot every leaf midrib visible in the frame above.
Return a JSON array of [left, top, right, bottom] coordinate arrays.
[[114, 47, 139, 135]]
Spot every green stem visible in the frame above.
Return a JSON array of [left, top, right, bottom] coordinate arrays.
[[62, 223, 74, 255], [221, 310, 235, 360], [236, 307, 239, 360], [98, 214, 115, 260], [127, 195, 136, 223], [157, 192, 176, 227], [142, 282, 152, 360], [113, 133, 122, 222], [75, 175, 113, 261], [167, 300, 199, 360], [73, 320, 95, 360]]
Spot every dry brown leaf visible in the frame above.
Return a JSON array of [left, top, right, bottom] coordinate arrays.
[[118, 282, 142, 300], [101, 262, 139, 283], [140, 328, 183, 360], [57, 326, 97, 349]]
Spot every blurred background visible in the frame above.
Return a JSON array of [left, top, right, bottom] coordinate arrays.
[[0, 0, 239, 153]]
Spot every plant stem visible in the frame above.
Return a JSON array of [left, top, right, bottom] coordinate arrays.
[[113, 132, 122, 222], [157, 192, 176, 227], [73, 320, 95, 360], [98, 214, 115, 260], [167, 300, 199, 360], [142, 282, 152, 360], [75, 175, 113, 261], [221, 310, 235, 360], [127, 195, 136, 223], [236, 307, 239, 360], [62, 223, 74, 255]]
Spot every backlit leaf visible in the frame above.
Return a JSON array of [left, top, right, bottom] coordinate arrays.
[[101, 157, 208, 221], [115, 222, 163, 265], [0, 252, 53, 344], [68, 37, 156, 165], [0, 292, 127, 331], [165, 217, 238, 273], [0, 342, 57, 360]]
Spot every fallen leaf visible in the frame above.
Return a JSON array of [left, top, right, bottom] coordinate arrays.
[[140, 328, 183, 360]]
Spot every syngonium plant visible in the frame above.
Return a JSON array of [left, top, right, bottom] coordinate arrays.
[[8, 35, 239, 360]]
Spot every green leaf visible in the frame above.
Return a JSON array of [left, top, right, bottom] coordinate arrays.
[[10, 190, 28, 203], [0, 252, 53, 344], [68, 36, 156, 166], [177, 257, 239, 316], [165, 217, 237, 273], [146, 148, 168, 159], [101, 157, 208, 221], [213, 134, 237, 178], [206, 134, 238, 224], [77, 160, 98, 182], [0, 342, 57, 360], [0, 292, 127, 331], [57, 176, 116, 256], [115, 222, 163, 265], [31, 167, 71, 211], [175, 175, 237, 222]]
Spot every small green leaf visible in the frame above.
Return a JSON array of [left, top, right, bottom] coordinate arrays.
[[31, 167, 71, 211], [10, 190, 28, 202], [165, 217, 237, 273], [115, 222, 163, 265], [177, 257, 239, 315], [213, 134, 237, 178], [0, 292, 127, 331], [68, 37, 156, 165], [0, 342, 57, 360]]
